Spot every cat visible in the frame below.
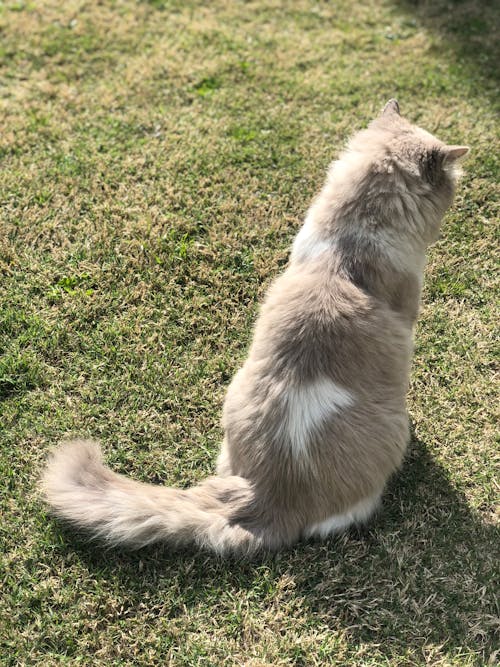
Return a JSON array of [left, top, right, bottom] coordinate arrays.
[[42, 100, 468, 555]]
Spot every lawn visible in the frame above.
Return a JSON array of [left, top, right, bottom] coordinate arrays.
[[0, 0, 498, 665]]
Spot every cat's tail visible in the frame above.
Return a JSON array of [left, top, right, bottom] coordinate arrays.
[[41, 440, 273, 555]]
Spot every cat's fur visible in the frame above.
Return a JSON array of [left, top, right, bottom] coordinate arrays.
[[42, 100, 468, 555]]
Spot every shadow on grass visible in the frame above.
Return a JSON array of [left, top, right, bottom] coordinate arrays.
[[58, 436, 498, 663], [391, 0, 499, 104]]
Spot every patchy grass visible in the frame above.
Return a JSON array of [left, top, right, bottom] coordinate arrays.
[[0, 0, 498, 665]]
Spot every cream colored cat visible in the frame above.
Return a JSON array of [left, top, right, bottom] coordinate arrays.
[[42, 100, 468, 555]]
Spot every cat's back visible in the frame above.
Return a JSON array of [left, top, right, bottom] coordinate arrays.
[[223, 256, 413, 521], [248, 256, 413, 390]]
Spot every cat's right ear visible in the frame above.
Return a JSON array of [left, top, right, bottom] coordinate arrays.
[[442, 145, 470, 164], [382, 99, 400, 116]]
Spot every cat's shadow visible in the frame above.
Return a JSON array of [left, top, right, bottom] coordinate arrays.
[[57, 437, 498, 662]]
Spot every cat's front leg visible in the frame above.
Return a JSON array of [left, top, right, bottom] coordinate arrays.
[[215, 438, 233, 477]]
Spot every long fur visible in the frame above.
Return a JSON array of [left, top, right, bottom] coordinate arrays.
[[42, 101, 468, 555]]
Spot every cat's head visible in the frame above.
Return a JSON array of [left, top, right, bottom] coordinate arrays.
[[374, 99, 469, 184], [345, 100, 469, 243]]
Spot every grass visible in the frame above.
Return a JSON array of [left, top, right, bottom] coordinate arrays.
[[0, 0, 498, 664]]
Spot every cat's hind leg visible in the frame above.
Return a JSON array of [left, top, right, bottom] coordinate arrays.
[[304, 491, 382, 539]]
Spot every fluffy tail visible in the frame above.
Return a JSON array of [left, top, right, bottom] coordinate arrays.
[[41, 440, 269, 555]]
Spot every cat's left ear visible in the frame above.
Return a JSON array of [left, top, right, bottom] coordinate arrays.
[[442, 145, 469, 164], [382, 99, 400, 116]]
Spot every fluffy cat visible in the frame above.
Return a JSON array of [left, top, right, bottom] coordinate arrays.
[[42, 100, 468, 555]]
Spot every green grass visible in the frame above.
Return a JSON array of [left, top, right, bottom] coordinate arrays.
[[1, 0, 498, 664]]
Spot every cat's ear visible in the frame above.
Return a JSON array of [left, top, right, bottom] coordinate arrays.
[[442, 145, 469, 164], [382, 99, 400, 116], [424, 146, 469, 183]]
